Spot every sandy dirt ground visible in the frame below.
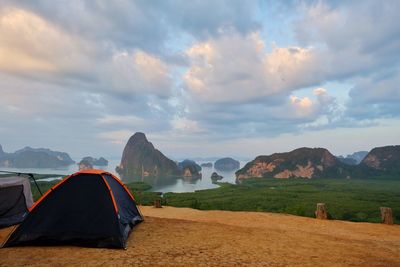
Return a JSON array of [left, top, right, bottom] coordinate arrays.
[[1, 206, 399, 266]]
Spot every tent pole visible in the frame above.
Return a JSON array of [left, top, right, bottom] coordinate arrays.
[[28, 174, 43, 196]]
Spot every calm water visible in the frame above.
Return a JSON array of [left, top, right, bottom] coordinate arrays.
[[0, 160, 244, 193]]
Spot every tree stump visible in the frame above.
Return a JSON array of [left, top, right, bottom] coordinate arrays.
[[380, 207, 393, 225], [315, 203, 328, 220], [154, 198, 162, 208]]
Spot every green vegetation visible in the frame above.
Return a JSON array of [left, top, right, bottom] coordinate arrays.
[[125, 182, 161, 205], [163, 178, 400, 224], [8, 172, 399, 224], [29, 178, 158, 206], [32, 180, 60, 200], [125, 181, 152, 192]]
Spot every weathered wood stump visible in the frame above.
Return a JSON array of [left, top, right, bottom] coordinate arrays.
[[380, 207, 393, 225], [154, 198, 162, 208], [315, 203, 328, 220]]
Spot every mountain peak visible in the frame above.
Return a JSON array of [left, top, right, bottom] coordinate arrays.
[[129, 132, 148, 143], [117, 132, 180, 180]]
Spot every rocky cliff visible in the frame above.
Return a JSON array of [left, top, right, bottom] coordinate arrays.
[[358, 145, 400, 177], [78, 158, 93, 170], [116, 132, 181, 180], [211, 172, 223, 181], [178, 159, 202, 178], [0, 145, 75, 168], [236, 147, 352, 182]]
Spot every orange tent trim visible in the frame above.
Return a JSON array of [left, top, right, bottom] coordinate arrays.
[[101, 175, 119, 214], [29, 174, 74, 212], [29, 169, 135, 214]]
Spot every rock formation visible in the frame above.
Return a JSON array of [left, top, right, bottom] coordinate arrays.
[[116, 132, 181, 180], [0, 145, 75, 168], [78, 159, 93, 171], [15, 147, 75, 165], [358, 145, 400, 177], [211, 172, 223, 181], [79, 156, 108, 166], [214, 157, 240, 171], [235, 147, 352, 183], [178, 159, 202, 178]]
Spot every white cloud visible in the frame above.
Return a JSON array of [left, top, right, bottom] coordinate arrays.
[[0, 7, 174, 98], [0, 1, 399, 159], [289, 95, 313, 117], [97, 115, 142, 125], [171, 117, 204, 134], [184, 31, 321, 103], [0, 8, 93, 74], [107, 50, 172, 96], [97, 130, 133, 145]]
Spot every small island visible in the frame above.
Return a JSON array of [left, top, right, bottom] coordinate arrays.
[[79, 156, 108, 166], [214, 157, 240, 171], [0, 145, 75, 168], [200, 162, 213, 168], [210, 172, 223, 181], [178, 159, 202, 179]]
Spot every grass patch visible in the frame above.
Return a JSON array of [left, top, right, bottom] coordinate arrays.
[[164, 178, 400, 224]]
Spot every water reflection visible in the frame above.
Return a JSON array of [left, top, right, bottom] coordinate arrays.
[[0, 160, 243, 193], [138, 164, 242, 193]]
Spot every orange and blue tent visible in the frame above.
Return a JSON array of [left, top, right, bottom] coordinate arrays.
[[3, 170, 143, 249]]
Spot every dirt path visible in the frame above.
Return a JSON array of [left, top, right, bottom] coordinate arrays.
[[1, 206, 399, 266]]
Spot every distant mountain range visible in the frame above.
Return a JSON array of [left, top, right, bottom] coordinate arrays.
[[336, 151, 368, 165], [0, 145, 75, 168], [115, 133, 400, 182], [236, 146, 400, 182], [2, 136, 399, 182]]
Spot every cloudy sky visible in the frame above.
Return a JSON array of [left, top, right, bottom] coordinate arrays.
[[0, 0, 399, 160]]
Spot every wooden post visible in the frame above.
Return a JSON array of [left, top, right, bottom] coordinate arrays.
[[154, 198, 162, 208], [380, 207, 393, 225], [315, 203, 328, 220]]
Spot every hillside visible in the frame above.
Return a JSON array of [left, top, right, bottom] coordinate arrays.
[[1, 206, 399, 266], [236, 147, 352, 182], [358, 145, 400, 177], [0, 145, 75, 168]]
